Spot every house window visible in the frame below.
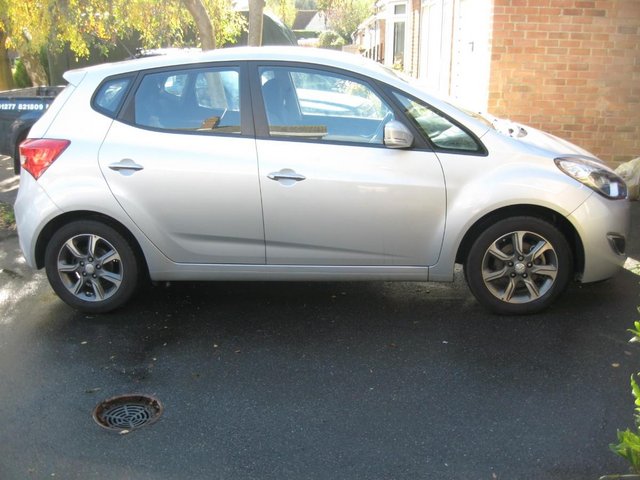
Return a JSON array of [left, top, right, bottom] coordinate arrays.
[[393, 21, 405, 66], [391, 2, 407, 68]]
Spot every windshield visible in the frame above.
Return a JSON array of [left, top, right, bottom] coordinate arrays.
[[454, 105, 495, 129], [397, 75, 495, 132]]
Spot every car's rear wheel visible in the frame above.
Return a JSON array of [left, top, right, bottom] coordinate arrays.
[[44, 220, 138, 313], [465, 216, 572, 315]]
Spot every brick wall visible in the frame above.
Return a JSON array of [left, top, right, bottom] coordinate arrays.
[[489, 0, 640, 165]]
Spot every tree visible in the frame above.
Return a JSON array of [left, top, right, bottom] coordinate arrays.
[[0, 0, 244, 87], [317, 30, 345, 50], [0, 0, 13, 90], [318, 0, 372, 43], [1, 0, 50, 85], [248, 0, 264, 46], [0, 27, 13, 90], [266, 0, 296, 29], [182, 0, 216, 50]]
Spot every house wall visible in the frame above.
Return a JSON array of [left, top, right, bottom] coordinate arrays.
[[489, 0, 640, 164], [306, 12, 328, 32], [353, 16, 385, 63]]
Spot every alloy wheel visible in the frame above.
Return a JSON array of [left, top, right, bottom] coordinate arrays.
[[481, 230, 559, 304], [56, 233, 124, 302]]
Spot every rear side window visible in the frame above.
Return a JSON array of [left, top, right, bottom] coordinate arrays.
[[93, 77, 132, 117], [133, 67, 241, 134]]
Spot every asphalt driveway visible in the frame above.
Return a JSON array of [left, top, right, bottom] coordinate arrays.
[[1, 155, 639, 479]]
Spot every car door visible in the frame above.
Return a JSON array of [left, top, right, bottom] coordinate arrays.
[[98, 64, 265, 264], [252, 64, 447, 266]]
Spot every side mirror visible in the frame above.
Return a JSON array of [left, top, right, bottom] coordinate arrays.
[[384, 120, 414, 149]]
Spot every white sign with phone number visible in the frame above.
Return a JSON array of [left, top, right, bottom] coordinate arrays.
[[0, 103, 47, 111]]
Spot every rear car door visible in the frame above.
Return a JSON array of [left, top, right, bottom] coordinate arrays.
[[98, 63, 265, 264]]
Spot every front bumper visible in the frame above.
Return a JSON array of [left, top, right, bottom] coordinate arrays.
[[569, 193, 631, 283]]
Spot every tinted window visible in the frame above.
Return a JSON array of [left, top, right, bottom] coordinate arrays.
[[259, 66, 393, 144], [94, 77, 132, 116], [134, 67, 241, 134], [393, 92, 481, 152]]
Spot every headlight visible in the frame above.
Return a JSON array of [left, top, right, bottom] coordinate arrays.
[[555, 156, 627, 200]]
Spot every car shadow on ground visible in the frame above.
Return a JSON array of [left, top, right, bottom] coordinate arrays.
[[42, 267, 640, 388]]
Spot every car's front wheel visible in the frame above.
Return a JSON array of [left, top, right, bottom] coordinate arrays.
[[44, 220, 139, 313], [465, 217, 573, 315]]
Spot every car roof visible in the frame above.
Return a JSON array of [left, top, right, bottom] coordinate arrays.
[[64, 47, 401, 86]]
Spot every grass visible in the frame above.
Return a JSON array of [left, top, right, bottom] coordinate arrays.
[[0, 203, 16, 230]]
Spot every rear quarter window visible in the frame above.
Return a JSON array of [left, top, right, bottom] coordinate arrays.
[[93, 77, 133, 117]]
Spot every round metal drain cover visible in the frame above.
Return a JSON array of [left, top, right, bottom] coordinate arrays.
[[93, 394, 163, 431]]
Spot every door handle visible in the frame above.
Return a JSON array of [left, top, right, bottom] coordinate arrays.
[[267, 170, 306, 182], [108, 159, 144, 173]]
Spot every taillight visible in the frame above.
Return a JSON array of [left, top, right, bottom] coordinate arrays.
[[20, 138, 70, 180]]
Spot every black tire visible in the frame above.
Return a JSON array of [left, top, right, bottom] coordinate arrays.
[[464, 216, 572, 315], [44, 220, 139, 313]]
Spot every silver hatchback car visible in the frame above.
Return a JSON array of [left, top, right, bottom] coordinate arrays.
[[15, 47, 629, 315]]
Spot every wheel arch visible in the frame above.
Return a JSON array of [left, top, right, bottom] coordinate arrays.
[[455, 204, 585, 277], [35, 211, 149, 279]]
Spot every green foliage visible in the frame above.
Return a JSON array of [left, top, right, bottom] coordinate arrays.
[[295, 0, 317, 9], [318, 0, 372, 42], [610, 315, 640, 474], [611, 428, 640, 473], [293, 30, 320, 39], [0, 203, 15, 230], [629, 319, 640, 343], [12, 59, 31, 88], [2, 0, 243, 60], [318, 30, 345, 50], [266, 0, 296, 28]]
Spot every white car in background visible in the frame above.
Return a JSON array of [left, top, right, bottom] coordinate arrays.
[[15, 47, 630, 314]]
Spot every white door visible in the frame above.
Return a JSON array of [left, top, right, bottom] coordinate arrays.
[[450, 0, 492, 111], [419, 0, 454, 95]]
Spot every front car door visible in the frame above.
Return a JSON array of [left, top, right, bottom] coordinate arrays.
[[252, 63, 447, 266], [98, 63, 265, 265]]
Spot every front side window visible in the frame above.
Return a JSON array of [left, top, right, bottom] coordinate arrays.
[[393, 92, 481, 152], [134, 67, 241, 134], [259, 66, 393, 144]]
